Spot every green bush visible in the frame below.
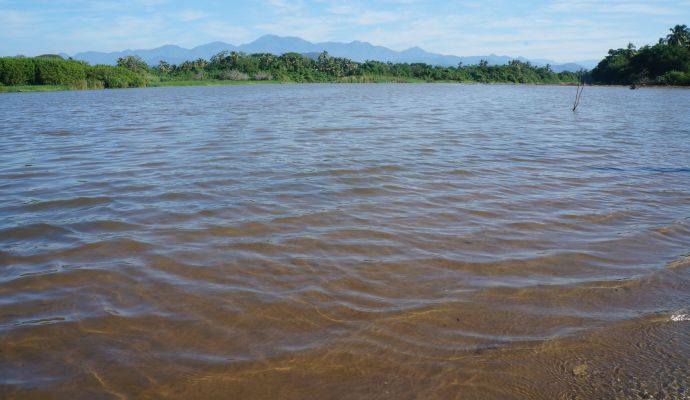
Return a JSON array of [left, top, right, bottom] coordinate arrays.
[[0, 57, 35, 85], [0, 56, 148, 89], [34, 58, 87, 85], [592, 25, 690, 85], [657, 70, 690, 85], [86, 65, 146, 88]]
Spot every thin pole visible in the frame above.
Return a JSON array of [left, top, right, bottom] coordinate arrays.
[[572, 80, 584, 112]]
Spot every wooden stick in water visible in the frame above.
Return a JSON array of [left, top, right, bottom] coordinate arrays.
[[572, 82, 584, 111]]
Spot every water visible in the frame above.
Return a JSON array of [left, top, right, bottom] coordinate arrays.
[[1, 84, 689, 399]]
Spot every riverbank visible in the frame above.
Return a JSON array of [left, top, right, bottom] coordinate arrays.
[[0, 80, 569, 93], [3, 80, 687, 93], [151, 79, 283, 87], [0, 84, 74, 93], [0, 80, 281, 92], [0, 77, 450, 92]]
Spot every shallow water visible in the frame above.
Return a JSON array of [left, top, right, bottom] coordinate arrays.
[[1, 84, 689, 399]]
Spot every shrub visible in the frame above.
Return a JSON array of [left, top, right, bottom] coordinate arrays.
[[252, 71, 273, 80], [34, 59, 87, 85], [218, 69, 249, 80], [0, 57, 35, 85], [86, 65, 146, 88]]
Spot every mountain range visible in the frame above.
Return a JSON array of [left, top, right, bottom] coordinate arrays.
[[66, 35, 599, 72]]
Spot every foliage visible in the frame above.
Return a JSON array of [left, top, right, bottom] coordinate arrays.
[[34, 58, 87, 86], [86, 65, 147, 88], [0, 57, 36, 85], [218, 70, 249, 80], [0, 56, 149, 89], [2, 47, 586, 91], [153, 50, 582, 85], [666, 24, 690, 47], [592, 25, 690, 85], [116, 55, 149, 73]]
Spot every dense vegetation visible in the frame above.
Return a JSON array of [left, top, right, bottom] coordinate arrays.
[[0, 55, 146, 89], [592, 24, 690, 85], [1, 51, 582, 91], [147, 51, 582, 84]]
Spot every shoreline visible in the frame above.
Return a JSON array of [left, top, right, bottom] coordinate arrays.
[[2, 80, 688, 93]]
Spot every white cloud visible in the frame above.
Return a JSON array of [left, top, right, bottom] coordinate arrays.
[[547, 0, 675, 15], [349, 10, 402, 25], [266, 0, 305, 13], [197, 21, 255, 43], [0, 9, 38, 36], [173, 10, 207, 21]]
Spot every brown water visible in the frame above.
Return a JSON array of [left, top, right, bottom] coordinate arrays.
[[1, 84, 689, 399]]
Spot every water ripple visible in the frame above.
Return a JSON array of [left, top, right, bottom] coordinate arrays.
[[1, 84, 689, 399]]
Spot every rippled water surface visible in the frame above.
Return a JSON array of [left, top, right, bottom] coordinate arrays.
[[1, 84, 690, 399]]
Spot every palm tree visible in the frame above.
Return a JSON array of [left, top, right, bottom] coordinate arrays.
[[158, 60, 171, 74], [666, 24, 690, 47]]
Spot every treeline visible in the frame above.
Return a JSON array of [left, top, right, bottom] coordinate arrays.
[[592, 24, 690, 85], [0, 55, 147, 88], [1, 52, 583, 90], [149, 51, 582, 84]]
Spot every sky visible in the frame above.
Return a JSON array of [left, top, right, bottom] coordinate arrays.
[[1, 0, 689, 62]]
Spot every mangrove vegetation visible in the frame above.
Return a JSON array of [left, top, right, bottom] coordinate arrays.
[[0, 55, 146, 89], [1, 52, 582, 91], [592, 24, 690, 85]]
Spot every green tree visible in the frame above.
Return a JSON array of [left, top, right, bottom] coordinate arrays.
[[158, 60, 172, 74], [34, 58, 87, 86], [592, 25, 690, 85], [666, 24, 690, 47], [0, 57, 35, 85], [116, 55, 149, 72], [87, 65, 146, 88]]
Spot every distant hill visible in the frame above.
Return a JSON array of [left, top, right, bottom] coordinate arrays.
[[72, 42, 238, 67], [69, 35, 594, 71]]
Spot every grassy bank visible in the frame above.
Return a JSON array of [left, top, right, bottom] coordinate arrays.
[[0, 78, 462, 93], [150, 79, 285, 87], [0, 80, 284, 93], [0, 77, 571, 93], [0, 84, 73, 92], [5, 79, 672, 93]]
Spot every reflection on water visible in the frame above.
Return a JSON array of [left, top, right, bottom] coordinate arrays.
[[1, 84, 689, 399]]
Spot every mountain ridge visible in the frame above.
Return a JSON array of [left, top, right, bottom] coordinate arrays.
[[69, 35, 597, 72]]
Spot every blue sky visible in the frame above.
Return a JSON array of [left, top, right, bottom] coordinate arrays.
[[1, 0, 689, 62]]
